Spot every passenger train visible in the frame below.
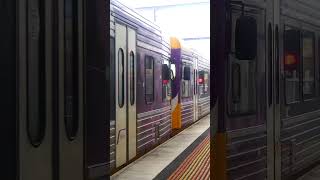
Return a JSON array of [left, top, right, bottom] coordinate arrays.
[[6, 0, 320, 179], [213, 0, 320, 179], [109, 0, 210, 172], [1, 0, 209, 178]]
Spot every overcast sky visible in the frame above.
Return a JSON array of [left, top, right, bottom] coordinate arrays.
[[116, 0, 210, 59], [117, 0, 210, 8]]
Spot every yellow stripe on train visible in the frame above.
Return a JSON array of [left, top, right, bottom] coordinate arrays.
[[170, 37, 181, 49], [172, 103, 182, 129]]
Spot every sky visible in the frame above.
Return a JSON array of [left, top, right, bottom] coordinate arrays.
[[116, 0, 210, 59], [117, 0, 209, 8]]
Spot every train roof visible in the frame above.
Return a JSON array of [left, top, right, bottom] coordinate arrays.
[[111, 0, 175, 58], [110, 0, 161, 33], [110, 0, 209, 64]]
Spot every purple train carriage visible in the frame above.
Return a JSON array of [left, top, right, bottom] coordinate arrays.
[[109, 0, 210, 173]]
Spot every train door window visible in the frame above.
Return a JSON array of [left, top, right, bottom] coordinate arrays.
[[194, 69, 197, 95], [182, 64, 191, 97], [203, 71, 209, 94], [129, 51, 135, 105], [64, 0, 78, 139], [198, 70, 209, 96], [198, 71, 204, 95], [284, 26, 301, 103], [275, 25, 280, 104], [118, 48, 125, 107], [110, 37, 115, 120], [302, 31, 315, 99], [170, 63, 176, 80], [27, 0, 46, 146], [145, 55, 154, 104], [229, 61, 256, 115]]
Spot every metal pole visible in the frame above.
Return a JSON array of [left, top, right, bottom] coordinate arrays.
[[211, 0, 229, 179]]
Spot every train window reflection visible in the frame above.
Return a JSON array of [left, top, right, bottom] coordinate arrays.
[[145, 55, 154, 104], [302, 31, 315, 99]]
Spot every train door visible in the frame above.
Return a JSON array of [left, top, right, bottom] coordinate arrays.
[[225, 2, 269, 179], [193, 56, 199, 121], [115, 23, 137, 167], [18, 0, 54, 179], [56, 0, 84, 179]]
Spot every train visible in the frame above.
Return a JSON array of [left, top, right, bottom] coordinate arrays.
[[1, 0, 111, 179], [9, 0, 320, 179], [1, 0, 209, 178], [212, 0, 320, 179], [109, 0, 210, 172]]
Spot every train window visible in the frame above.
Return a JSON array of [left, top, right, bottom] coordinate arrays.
[[162, 59, 170, 101], [118, 48, 124, 107], [302, 31, 315, 99], [130, 51, 135, 105], [203, 71, 209, 94], [183, 66, 191, 80], [198, 71, 204, 95], [284, 26, 301, 103], [110, 37, 115, 121], [235, 16, 257, 60], [275, 25, 280, 104], [182, 65, 192, 97], [198, 70, 209, 96], [195, 70, 198, 95], [145, 55, 154, 104], [27, 0, 46, 147], [171, 63, 176, 79], [64, 0, 78, 140], [229, 61, 256, 115], [194, 69, 196, 95]]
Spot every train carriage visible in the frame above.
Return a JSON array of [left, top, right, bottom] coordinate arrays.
[[1, 0, 211, 178], [171, 45, 211, 130], [180, 48, 195, 127], [109, 0, 210, 173], [195, 53, 210, 119], [213, 0, 320, 179], [110, 0, 173, 170], [279, 0, 320, 178]]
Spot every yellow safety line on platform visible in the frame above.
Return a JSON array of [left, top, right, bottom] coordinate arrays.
[[212, 132, 227, 180]]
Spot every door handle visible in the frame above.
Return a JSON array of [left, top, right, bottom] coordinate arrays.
[[116, 128, 126, 145]]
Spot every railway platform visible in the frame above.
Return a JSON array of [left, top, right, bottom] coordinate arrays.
[[111, 115, 210, 180]]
